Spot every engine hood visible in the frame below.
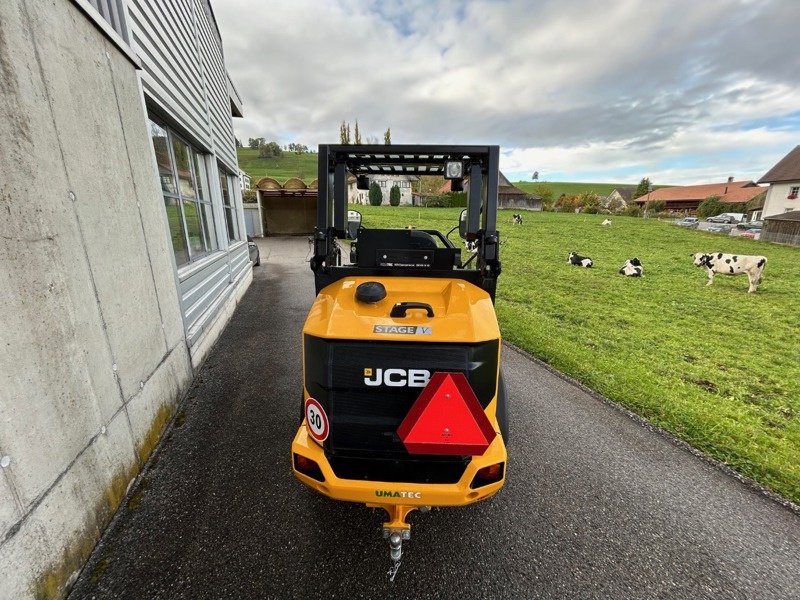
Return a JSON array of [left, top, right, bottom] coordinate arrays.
[[304, 277, 500, 343]]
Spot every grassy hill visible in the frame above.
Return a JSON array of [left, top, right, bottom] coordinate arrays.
[[236, 149, 665, 197], [514, 181, 631, 197], [237, 148, 318, 184]]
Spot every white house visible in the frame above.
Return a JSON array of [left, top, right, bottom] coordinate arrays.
[[758, 145, 800, 218], [0, 1, 248, 596], [348, 175, 418, 205]]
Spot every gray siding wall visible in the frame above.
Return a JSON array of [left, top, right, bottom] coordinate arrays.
[[127, 0, 237, 172], [128, 0, 249, 340]]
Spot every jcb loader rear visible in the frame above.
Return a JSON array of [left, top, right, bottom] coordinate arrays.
[[291, 145, 508, 570]]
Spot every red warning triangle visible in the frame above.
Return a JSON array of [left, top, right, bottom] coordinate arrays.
[[397, 372, 496, 456]]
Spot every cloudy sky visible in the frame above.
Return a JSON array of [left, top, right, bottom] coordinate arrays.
[[213, 0, 800, 185]]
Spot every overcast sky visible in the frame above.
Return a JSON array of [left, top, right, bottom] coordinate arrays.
[[213, 0, 800, 185]]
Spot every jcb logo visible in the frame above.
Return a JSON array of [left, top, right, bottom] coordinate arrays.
[[364, 368, 431, 387]]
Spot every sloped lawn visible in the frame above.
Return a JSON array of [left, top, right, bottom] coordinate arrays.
[[354, 206, 800, 504]]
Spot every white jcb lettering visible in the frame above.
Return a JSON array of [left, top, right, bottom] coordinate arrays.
[[384, 368, 406, 387], [363, 368, 431, 387], [364, 369, 382, 387], [407, 369, 431, 388]]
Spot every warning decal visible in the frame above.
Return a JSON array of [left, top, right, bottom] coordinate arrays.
[[305, 398, 329, 442]]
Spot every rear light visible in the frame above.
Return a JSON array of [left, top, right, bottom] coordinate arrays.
[[470, 462, 504, 488], [293, 454, 325, 482]]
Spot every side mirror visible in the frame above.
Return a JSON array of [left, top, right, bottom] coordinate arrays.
[[458, 209, 467, 239], [356, 175, 370, 190], [347, 210, 362, 240]]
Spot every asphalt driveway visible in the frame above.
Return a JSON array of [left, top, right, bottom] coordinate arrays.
[[69, 236, 800, 599]]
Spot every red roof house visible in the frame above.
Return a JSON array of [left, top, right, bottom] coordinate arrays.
[[634, 178, 765, 212]]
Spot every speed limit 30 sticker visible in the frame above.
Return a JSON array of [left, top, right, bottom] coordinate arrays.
[[304, 398, 329, 442]]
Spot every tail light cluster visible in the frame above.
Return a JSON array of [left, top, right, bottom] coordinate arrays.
[[470, 462, 504, 488], [294, 454, 325, 482]]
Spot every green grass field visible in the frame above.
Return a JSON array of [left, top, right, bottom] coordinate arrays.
[[352, 206, 800, 503], [237, 148, 318, 184]]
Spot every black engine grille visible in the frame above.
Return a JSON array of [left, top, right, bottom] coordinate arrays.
[[304, 335, 498, 483]]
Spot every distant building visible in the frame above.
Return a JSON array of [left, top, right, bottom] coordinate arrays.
[[758, 146, 800, 218], [604, 187, 635, 209], [349, 175, 419, 205], [239, 169, 252, 190], [634, 178, 765, 212]]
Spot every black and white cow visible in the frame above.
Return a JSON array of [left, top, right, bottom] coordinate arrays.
[[512, 214, 523, 224], [692, 252, 767, 293], [619, 257, 644, 277], [568, 251, 593, 268], [601, 219, 612, 226]]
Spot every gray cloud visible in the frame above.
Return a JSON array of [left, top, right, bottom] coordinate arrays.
[[213, 0, 800, 183]]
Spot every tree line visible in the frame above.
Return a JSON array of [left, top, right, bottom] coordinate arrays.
[[340, 120, 391, 145]]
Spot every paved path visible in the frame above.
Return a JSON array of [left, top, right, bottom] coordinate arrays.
[[70, 237, 799, 599]]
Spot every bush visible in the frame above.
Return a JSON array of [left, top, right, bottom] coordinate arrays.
[[368, 181, 383, 206], [647, 200, 666, 213], [448, 192, 467, 208], [420, 192, 467, 208], [624, 204, 642, 217], [258, 141, 282, 159], [242, 188, 257, 203], [421, 194, 449, 208], [583, 205, 600, 214], [697, 196, 726, 218], [389, 184, 401, 206]]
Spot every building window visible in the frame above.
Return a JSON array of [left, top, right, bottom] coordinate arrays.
[[788, 186, 799, 199], [219, 166, 240, 242], [148, 119, 218, 268]]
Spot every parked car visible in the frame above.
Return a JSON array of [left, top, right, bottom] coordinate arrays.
[[675, 217, 699, 228], [706, 212, 745, 224], [707, 224, 733, 234], [247, 235, 260, 266], [736, 220, 763, 231]]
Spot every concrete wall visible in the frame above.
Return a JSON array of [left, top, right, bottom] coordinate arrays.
[[0, 1, 196, 597]]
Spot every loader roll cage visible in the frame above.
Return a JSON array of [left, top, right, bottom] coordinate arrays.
[[311, 144, 502, 301]]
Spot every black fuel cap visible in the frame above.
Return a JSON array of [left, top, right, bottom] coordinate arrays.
[[355, 281, 387, 304]]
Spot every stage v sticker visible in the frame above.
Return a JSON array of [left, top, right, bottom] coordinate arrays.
[[373, 325, 432, 335], [305, 398, 329, 442]]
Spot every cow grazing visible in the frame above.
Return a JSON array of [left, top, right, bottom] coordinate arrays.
[[692, 252, 767, 293], [512, 214, 523, 224], [619, 257, 644, 277], [465, 240, 478, 253], [601, 219, 612, 226], [568, 251, 593, 268]]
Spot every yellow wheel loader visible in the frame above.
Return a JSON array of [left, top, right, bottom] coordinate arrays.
[[291, 145, 507, 572]]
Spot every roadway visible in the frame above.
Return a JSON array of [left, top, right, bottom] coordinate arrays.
[[69, 236, 799, 599]]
